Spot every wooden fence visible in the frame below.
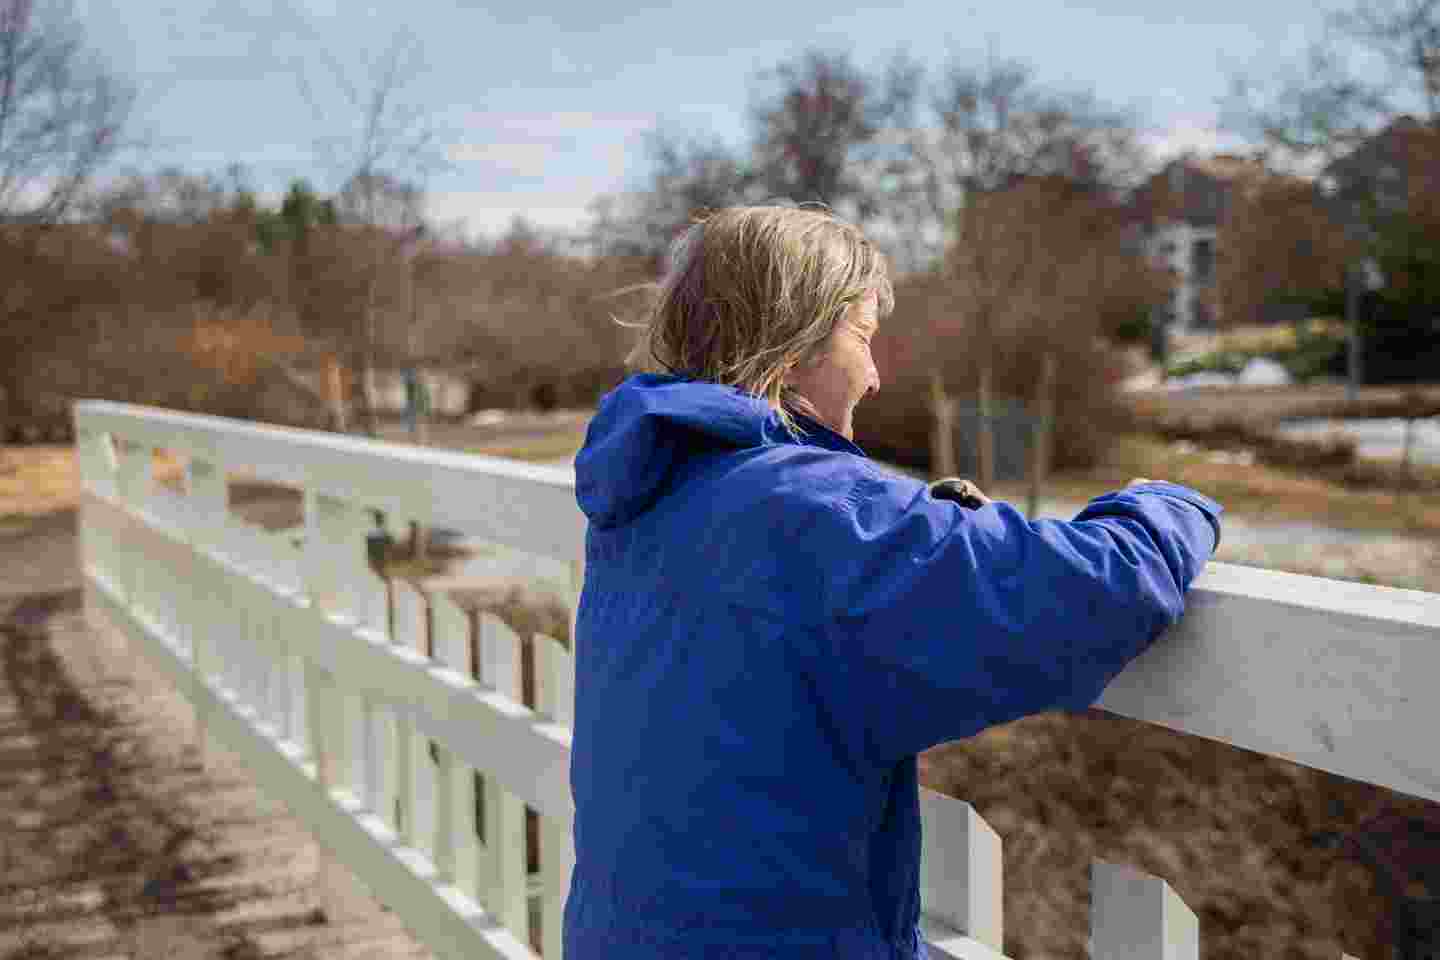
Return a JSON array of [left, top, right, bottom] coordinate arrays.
[[74, 400, 1439, 959]]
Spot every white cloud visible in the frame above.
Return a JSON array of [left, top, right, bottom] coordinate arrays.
[[451, 109, 659, 143], [1140, 117, 1251, 161], [426, 188, 600, 239], [448, 141, 558, 176], [1137, 115, 1330, 178]]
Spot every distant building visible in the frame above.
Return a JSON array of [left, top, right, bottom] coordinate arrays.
[[365, 367, 470, 418], [1321, 115, 1440, 223], [1129, 153, 1272, 333]]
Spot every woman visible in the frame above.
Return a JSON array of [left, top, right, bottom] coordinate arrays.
[[565, 205, 1221, 959]]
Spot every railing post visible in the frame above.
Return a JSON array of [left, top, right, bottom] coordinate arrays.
[[535, 630, 575, 959], [393, 577, 435, 855], [569, 555, 584, 658], [480, 611, 530, 941], [77, 425, 119, 646], [184, 458, 229, 769], [114, 438, 154, 608], [75, 423, 119, 503], [429, 591, 483, 905], [1090, 860, 1199, 960], [302, 489, 384, 922], [919, 788, 1004, 954]]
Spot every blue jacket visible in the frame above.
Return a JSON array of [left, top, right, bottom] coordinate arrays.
[[564, 374, 1221, 959]]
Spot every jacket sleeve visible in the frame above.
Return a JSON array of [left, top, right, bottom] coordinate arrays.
[[808, 472, 1222, 767]]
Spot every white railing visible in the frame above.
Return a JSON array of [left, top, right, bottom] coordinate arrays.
[[74, 400, 1438, 960]]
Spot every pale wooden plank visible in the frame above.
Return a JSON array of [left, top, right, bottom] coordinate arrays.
[[108, 509, 575, 825], [76, 400, 584, 562], [1090, 860, 1199, 960], [384, 578, 425, 838], [920, 918, 1012, 960], [538, 813, 573, 960], [303, 489, 366, 925], [395, 578, 436, 857], [919, 788, 1003, 953], [480, 613, 530, 942], [75, 424, 119, 502], [1097, 562, 1440, 804], [532, 634, 572, 728], [533, 631, 575, 959], [86, 574, 536, 960], [430, 590, 483, 906], [188, 546, 221, 769]]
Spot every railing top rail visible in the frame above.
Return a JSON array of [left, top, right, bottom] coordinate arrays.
[[1101, 562, 1440, 804], [77, 399, 1440, 803], [1195, 560, 1439, 630], [75, 400, 585, 561]]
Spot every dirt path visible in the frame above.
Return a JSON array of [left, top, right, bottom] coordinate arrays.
[[0, 516, 435, 959]]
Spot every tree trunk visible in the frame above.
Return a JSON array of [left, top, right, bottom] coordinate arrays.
[[362, 270, 379, 438], [406, 256, 429, 563], [323, 354, 348, 432], [1402, 415, 1416, 486], [1345, 263, 1362, 405], [0, 381, 10, 473], [407, 372, 430, 563], [976, 362, 995, 492], [929, 369, 956, 477], [1026, 351, 1057, 519]]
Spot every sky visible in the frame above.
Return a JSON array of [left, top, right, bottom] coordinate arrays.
[[73, 0, 1346, 242]]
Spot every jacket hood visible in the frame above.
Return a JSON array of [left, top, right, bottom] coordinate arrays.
[[575, 373, 852, 529]]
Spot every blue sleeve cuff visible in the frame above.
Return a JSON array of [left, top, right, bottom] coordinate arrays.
[[1109, 480, 1224, 551]]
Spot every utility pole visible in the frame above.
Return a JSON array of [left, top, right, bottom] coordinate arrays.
[[1345, 259, 1362, 404], [1026, 350, 1057, 520], [403, 225, 430, 561]]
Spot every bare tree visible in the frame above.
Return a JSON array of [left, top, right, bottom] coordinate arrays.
[[336, 169, 426, 425], [942, 173, 1159, 492], [1225, 0, 1440, 166], [1224, 45, 1394, 167], [588, 129, 759, 266], [1, 0, 132, 456], [0, 0, 133, 225], [915, 54, 1144, 487], [1216, 173, 1351, 329], [750, 48, 875, 212], [750, 47, 925, 234], [941, 179, 1048, 489], [262, 3, 450, 436], [1334, 0, 1440, 125]]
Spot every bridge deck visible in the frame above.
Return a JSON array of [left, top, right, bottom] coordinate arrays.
[[0, 513, 434, 960]]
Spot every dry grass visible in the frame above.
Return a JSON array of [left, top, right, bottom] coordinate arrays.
[[1124, 382, 1440, 428], [464, 426, 591, 464], [0, 446, 184, 522], [1, 446, 82, 519], [993, 432, 1440, 535], [1169, 319, 1346, 359]]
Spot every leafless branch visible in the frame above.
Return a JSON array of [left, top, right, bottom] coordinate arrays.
[[0, 0, 133, 224]]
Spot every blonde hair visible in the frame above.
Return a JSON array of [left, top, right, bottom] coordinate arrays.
[[625, 204, 893, 437]]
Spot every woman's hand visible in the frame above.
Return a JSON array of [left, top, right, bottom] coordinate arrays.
[[929, 477, 991, 509]]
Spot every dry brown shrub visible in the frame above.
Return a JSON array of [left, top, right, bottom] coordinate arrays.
[[185, 302, 310, 388], [856, 272, 1130, 473], [922, 710, 1434, 959]]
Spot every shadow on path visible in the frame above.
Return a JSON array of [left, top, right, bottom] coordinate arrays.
[[0, 590, 323, 959]]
